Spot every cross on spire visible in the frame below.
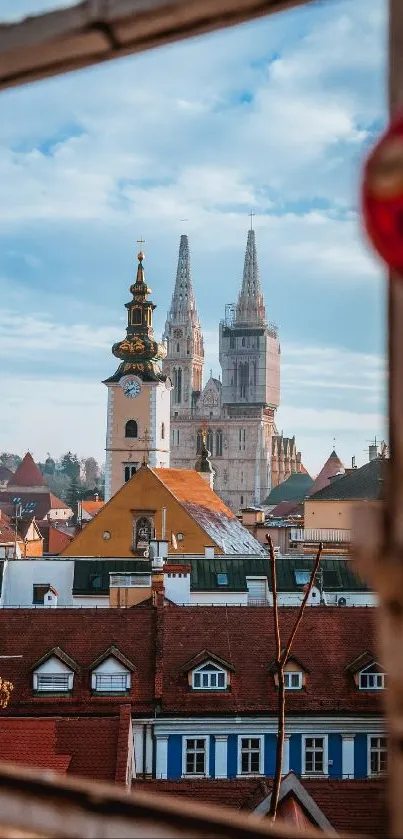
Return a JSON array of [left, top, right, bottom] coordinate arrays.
[[249, 211, 256, 230], [137, 236, 145, 246]]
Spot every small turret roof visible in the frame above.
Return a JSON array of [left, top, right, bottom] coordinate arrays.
[[7, 453, 46, 488], [309, 449, 345, 496]]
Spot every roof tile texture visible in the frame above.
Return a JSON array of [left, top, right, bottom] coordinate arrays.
[[133, 778, 387, 836], [0, 716, 127, 783], [0, 606, 379, 716], [7, 453, 47, 488]]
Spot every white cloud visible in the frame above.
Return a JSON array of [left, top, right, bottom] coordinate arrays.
[[0, 0, 387, 470]]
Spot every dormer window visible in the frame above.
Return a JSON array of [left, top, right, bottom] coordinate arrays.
[[90, 647, 135, 695], [32, 649, 78, 694], [270, 657, 307, 690], [359, 663, 386, 690], [192, 663, 227, 690], [284, 671, 303, 690]]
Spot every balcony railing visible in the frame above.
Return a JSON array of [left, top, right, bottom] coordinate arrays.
[[290, 528, 351, 544]]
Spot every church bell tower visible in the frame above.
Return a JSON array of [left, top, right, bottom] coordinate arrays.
[[103, 247, 170, 501], [163, 234, 204, 417]]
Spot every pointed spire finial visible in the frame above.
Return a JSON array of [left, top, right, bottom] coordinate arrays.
[[235, 228, 266, 326], [167, 233, 197, 322], [249, 210, 256, 230]]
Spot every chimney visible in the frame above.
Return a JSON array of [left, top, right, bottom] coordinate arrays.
[[369, 444, 378, 462], [151, 547, 165, 607], [43, 587, 58, 608]]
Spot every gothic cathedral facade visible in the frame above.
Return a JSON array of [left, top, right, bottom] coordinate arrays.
[[163, 230, 303, 512]]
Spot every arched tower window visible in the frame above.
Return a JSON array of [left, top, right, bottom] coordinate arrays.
[[125, 420, 138, 438], [196, 431, 203, 454], [206, 429, 213, 453], [174, 368, 182, 404], [239, 362, 249, 398], [215, 430, 223, 457], [131, 308, 142, 325]]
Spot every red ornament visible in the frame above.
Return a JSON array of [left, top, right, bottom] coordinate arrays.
[[362, 114, 403, 273]]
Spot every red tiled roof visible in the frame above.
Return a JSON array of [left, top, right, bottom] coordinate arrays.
[[0, 606, 380, 716], [269, 500, 304, 518], [7, 453, 47, 488], [300, 779, 387, 837], [38, 522, 74, 554], [133, 778, 264, 810], [159, 606, 380, 714], [0, 512, 18, 544], [0, 714, 131, 785], [49, 493, 70, 510], [133, 777, 387, 836], [0, 491, 71, 521], [309, 450, 345, 496], [0, 718, 71, 774], [0, 609, 156, 716]]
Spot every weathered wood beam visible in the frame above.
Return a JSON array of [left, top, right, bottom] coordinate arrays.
[[0, 762, 332, 839], [0, 0, 317, 91], [353, 2, 403, 837]]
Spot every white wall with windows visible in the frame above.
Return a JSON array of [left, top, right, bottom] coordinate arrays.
[[148, 717, 386, 781], [1, 559, 75, 607]]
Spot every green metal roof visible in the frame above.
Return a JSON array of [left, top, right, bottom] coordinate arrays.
[[73, 559, 151, 595], [175, 555, 369, 592], [264, 473, 313, 505]]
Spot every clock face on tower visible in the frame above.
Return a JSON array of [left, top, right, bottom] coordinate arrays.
[[120, 376, 142, 398]]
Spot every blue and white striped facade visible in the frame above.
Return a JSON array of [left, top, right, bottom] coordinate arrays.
[[132, 716, 385, 781]]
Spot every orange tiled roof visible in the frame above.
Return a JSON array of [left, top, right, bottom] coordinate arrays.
[[81, 500, 105, 516], [151, 468, 265, 554], [7, 453, 47, 488], [152, 469, 236, 517], [49, 492, 70, 510]]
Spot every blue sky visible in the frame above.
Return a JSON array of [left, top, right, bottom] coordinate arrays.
[[0, 0, 387, 476]]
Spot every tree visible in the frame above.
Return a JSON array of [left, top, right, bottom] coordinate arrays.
[[0, 676, 13, 708], [43, 455, 56, 475], [82, 456, 100, 487], [66, 475, 83, 517], [44, 472, 72, 503], [267, 536, 323, 821], [60, 451, 80, 480], [0, 452, 21, 471]]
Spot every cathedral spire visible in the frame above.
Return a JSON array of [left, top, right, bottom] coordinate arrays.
[[168, 234, 198, 324], [162, 233, 204, 413], [235, 229, 266, 326]]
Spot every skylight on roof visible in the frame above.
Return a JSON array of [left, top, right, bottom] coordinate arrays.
[[217, 573, 228, 586]]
